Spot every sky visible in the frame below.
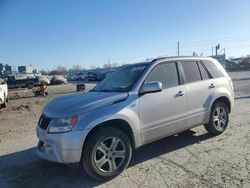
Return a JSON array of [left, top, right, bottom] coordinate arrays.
[[0, 0, 250, 71]]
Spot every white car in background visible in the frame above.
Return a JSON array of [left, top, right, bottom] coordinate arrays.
[[0, 78, 8, 108]]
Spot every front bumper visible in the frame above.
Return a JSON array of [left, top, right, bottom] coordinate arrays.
[[36, 127, 89, 164]]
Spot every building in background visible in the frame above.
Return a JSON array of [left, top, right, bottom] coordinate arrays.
[[0, 64, 4, 76], [18, 66, 33, 74], [5, 65, 12, 75], [0, 63, 4, 76], [0, 63, 12, 76]]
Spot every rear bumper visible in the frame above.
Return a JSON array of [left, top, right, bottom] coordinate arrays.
[[36, 127, 89, 164]]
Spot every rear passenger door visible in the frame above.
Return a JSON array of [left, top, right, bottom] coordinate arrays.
[[180, 61, 213, 127]]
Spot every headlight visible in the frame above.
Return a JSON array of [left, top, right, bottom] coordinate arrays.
[[48, 116, 78, 133]]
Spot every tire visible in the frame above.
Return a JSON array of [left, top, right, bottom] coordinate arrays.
[[82, 127, 132, 180], [204, 102, 229, 135], [1, 94, 7, 108], [26, 83, 34, 89]]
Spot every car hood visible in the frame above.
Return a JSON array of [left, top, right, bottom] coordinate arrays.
[[43, 92, 128, 118]]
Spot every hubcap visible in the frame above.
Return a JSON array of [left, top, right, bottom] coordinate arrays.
[[94, 137, 126, 173], [213, 106, 227, 131]]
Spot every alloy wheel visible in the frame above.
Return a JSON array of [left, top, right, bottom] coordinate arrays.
[[213, 106, 227, 131], [94, 137, 126, 173]]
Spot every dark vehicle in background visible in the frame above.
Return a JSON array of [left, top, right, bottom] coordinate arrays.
[[5, 75, 39, 89], [87, 72, 109, 81], [226, 57, 250, 71]]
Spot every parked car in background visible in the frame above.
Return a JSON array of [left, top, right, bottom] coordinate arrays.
[[36, 56, 234, 180], [50, 76, 67, 85], [0, 78, 8, 108], [66, 73, 77, 81], [5, 75, 39, 89], [86, 72, 98, 81], [76, 72, 88, 81]]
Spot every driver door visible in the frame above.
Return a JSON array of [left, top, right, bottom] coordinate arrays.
[[138, 62, 188, 144]]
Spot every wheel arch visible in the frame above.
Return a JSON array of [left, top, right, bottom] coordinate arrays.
[[83, 119, 136, 150], [211, 96, 231, 113]]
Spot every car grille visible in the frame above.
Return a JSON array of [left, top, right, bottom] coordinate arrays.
[[39, 115, 51, 130]]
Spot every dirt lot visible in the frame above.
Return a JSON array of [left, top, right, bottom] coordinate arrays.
[[0, 71, 250, 188]]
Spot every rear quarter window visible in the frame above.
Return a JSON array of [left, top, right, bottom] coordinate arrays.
[[197, 61, 212, 80], [202, 60, 224, 78]]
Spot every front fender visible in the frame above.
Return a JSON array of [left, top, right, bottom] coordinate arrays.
[[73, 95, 140, 134]]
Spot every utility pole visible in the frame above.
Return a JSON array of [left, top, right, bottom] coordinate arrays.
[[177, 41, 180, 56], [215, 44, 220, 56]]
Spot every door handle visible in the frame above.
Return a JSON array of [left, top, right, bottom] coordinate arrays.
[[209, 83, 215, 88], [176, 91, 184, 97]]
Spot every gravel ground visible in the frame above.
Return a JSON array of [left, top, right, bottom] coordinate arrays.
[[0, 71, 250, 188], [228, 71, 250, 97]]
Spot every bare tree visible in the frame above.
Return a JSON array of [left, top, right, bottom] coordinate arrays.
[[56, 66, 67, 75], [90, 65, 97, 70], [112, 63, 120, 67], [48, 66, 67, 75], [103, 63, 119, 68], [103, 63, 112, 68], [68, 65, 84, 73], [40, 69, 50, 75]]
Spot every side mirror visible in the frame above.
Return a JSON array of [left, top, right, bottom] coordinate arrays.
[[140, 81, 162, 94]]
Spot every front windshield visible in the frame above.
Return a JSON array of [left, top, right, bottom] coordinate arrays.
[[92, 64, 148, 92]]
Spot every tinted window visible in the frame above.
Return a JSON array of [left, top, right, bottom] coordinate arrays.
[[146, 62, 179, 89], [181, 61, 202, 83], [197, 61, 211, 80], [202, 60, 223, 78]]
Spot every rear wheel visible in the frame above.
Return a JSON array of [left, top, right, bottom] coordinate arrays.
[[204, 102, 229, 135], [26, 83, 34, 89], [82, 127, 132, 180], [1, 94, 7, 108]]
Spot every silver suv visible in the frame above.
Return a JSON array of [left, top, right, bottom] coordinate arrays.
[[36, 56, 234, 180]]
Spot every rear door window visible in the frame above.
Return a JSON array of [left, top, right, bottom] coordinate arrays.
[[181, 61, 202, 83]]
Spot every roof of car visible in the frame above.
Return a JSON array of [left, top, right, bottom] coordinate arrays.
[[151, 56, 214, 62], [123, 56, 215, 67]]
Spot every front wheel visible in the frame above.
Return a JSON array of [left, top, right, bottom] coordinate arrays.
[[82, 127, 132, 180], [204, 102, 229, 135]]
